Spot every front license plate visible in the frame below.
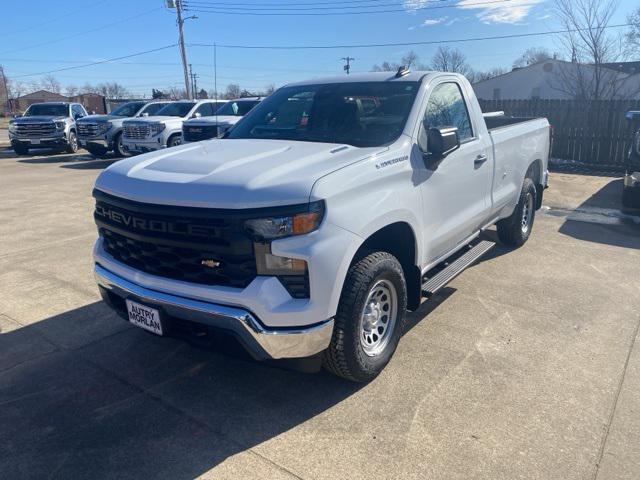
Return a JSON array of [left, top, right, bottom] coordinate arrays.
[[126, 299, 163, 335], [31, 139, 41, 145]]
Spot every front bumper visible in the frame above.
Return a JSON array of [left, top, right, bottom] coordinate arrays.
[[79, 136, 113, 150], [95, 264, 334, 360], [10, 132, 67, 147], [122, 137, 165, 153]]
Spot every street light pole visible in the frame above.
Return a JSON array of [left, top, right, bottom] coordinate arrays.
[[342, 57, 355, 75]]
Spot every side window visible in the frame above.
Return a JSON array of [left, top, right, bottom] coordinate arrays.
[[143, 103, 164, 116], [195, 103, 214, 116], [72, 104, 85, 119], [424, 82, 473, 142]]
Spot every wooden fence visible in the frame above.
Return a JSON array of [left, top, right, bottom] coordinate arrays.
[[478, 99, 640, 170]]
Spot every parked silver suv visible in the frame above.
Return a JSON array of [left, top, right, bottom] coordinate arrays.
[[77, 101, 171, 158], [8, 102, 87, 156]]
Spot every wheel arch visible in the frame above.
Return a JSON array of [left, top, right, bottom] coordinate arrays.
[[526, 158, 544, 209], [352, 221, 422, 311]]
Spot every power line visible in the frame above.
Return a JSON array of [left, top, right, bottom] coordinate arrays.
[[183, 0, 520, 15], [185, 0, 408, 5], [183, 0, 441, 11], [0, 7, 163, 56], [191, 23, 634, 50], [12, 44, 178, 79]]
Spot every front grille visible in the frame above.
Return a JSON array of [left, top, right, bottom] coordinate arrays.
[[183, 125, 218, 142], [94, 191, 257, 288], [78, 122, 101, 137], [123, 123, 150, 139], [15, 122, 56, 137]]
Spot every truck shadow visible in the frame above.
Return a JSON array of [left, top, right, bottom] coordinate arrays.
[[552, 178, 640, 250], [0, 302, 363, 479]]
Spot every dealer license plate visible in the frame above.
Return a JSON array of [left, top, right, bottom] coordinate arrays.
[[126, 299, 163, 335], [31, 139, 41, 145]]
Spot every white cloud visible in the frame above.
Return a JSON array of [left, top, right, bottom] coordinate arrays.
[[456, 0, 545, 24], [402, 0, 430, 14], [423, 17, 447, 26]]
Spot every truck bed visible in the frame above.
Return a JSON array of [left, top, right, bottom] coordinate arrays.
[[483, 113, 543, 131]]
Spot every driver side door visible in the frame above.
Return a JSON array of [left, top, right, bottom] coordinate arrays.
[[417, 80, 492, 264]]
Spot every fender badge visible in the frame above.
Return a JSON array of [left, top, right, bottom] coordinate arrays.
[[201, 259, 221, 268]]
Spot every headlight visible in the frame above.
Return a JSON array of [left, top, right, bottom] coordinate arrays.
[[150, 123, 166, 135], [244, 201, 324, 240], [55, 121, 66, 130], [8, 122, 17, 132], [99, 121, 112, 134], [254, 242, 308, 276]]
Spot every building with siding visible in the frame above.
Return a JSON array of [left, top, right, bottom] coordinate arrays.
[[473, 60, 640, 101], [13, 90, 107, 114]]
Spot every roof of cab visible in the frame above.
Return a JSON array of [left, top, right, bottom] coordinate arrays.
[[285, 70, 434, 87]]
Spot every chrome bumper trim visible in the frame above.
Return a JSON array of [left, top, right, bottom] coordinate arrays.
[[94, 264, 333, 360]]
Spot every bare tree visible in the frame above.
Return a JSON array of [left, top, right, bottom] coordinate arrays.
[[371, 50, 427, 72], [65, 84, 79, 97], [429, 46, 472, 77], [371, 61, 396, 72], [81, 82, 100, 94], [473, 67, 508, 83], [513, 48, 554, 68], [167, 85, 187, 100], [264, 83, 276, 95], [41, 75, 61, 94], [553, 0, 632, 100], [225, 84, 241, 99], [627, 7, 640, 54]]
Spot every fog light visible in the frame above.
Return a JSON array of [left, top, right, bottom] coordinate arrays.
[[255, 243, 307, 275]]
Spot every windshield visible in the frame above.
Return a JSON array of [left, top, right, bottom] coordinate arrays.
[[216, 100, 260, 116], [109, 102, 146, 117], [155, 102, 196, 117], [24, 104, 68, 117], [227, 82, 419, 147]]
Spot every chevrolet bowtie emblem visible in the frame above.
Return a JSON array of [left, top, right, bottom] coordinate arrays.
[[201, 259, 221, 268]]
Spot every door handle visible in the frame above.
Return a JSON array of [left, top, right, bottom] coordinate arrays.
[[474, 154, 488, 164]]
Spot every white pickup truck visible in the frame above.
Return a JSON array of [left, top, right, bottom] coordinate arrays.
[[182, 97, 262, 143], [92, 70, 550, 382], [121, 99, 223, 154]]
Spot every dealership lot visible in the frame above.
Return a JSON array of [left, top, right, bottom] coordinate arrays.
[[1, 150, 639, 479]]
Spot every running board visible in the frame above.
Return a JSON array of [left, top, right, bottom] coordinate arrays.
[[421, 240, 495, 297]]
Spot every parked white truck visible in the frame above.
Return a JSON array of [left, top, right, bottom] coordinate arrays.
[[182, 97, 262, 143], [93, 70, 550, 382], [77, 100, 171, 158], [121, 99, 223, 154]]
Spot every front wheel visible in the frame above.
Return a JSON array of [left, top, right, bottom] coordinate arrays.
[[497, 177, 537, 247], [113, 132, 126, 157], [167, 134, 182, 148], [66, 131, 78, 153], [323, 251, 407, 382]]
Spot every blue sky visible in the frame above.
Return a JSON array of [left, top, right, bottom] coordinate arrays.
[[0, 0, 637, 97]]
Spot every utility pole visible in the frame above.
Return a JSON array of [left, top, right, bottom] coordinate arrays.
[[168, 0, 192, 99], [342, 56, 355, 75], [0, 66, 10, 113]]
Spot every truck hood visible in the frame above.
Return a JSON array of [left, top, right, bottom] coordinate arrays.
[[95, 138, 384, 208], [79, 114, 121, 123], [126, 115, 184, 127], [12, 115, 67, 123], [184, 115, 240, 126]]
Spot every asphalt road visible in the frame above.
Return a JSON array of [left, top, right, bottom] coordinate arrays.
[[1, 148, 639, 480]]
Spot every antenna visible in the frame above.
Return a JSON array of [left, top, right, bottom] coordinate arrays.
[[395, 65, 410, 78]]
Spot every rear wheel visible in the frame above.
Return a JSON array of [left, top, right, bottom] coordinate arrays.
[[66, 131, 78, 153], [497, 177, 537, 247], [323, 251, 407, 382], [13, 145, 29, 156]]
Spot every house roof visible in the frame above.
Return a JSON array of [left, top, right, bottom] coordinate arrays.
[[17, 90, 68, 100]]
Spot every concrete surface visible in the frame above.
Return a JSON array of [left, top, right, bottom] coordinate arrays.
[[0, 149, 639, 480]]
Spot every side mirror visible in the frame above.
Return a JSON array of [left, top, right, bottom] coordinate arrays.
[[142, 112, 149, 117], [194, 112, 202, 118], [419, 123, 460, 169]]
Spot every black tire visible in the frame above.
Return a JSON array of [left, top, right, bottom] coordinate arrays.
[[13, 145, 29, 156], [167, 134, 182, 148], [622, 187, 640, 208], [323, 251, 407, 383], [66, 130, 78, 154], [87, 145, 109, 158], [497, 177, 537, 247], [113, 131, 126, 157]]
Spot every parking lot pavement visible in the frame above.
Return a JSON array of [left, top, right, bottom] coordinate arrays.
[[0, 150, 639, 480]]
